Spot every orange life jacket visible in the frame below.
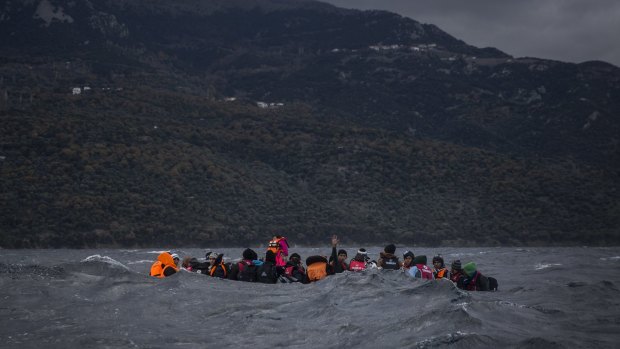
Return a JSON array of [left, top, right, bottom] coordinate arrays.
[[267, 237, 284, 254], [435, 268, 448, 279], [209, 263, 228, 277], [150, 252, 179, 278], [306, 262, 328, 282]]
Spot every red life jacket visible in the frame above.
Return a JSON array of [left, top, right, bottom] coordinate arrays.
[[450, 271, 463, 283], [237, 260, 257, 282], [349, 260, 366, 272], [465, 271, 481, 291], [416, 264, 434, 280], [285, 264, 305, 277]]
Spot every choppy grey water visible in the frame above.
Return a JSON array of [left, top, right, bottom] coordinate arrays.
[[1, 247, 619, 349]]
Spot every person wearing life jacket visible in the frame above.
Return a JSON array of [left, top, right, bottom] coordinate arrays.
[[402, 251, 415, 270], [283, 253, 306, 283], [349, 248, 369, 272], [329, 234, 348, 273], [432, 255, 450, 280], [257, 250, 279, 283], [449, 259, 465, 284], [304, 255, 332, 283], [460, 262, 490, 291], [407, 255, 434, 280], [228, 248, 258, 282], [149, 252, 179, 278], [204, 252, 228, 279], [377, 244, 401, 270], [267, 235, 289, 268]]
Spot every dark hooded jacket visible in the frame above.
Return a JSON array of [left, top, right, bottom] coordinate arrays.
[[378, 252, 401, 270]]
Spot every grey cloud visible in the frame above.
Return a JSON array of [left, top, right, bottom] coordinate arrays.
[[320, 0, 620, 66]]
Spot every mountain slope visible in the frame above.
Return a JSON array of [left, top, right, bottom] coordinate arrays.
[[0, 0, 618, 247]]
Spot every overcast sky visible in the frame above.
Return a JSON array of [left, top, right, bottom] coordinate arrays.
[[320, 0, 620, 67]]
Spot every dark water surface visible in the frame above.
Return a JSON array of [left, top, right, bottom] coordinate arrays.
[[1, 247, 619, 348]]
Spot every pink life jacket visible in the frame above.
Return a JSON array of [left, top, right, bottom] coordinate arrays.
[[349, 260, 366, 272], [416, 264, 434, 280]]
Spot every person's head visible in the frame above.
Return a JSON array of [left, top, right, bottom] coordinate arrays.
[[290, 253, 301, 264], [171, 253, 180, 266], [432, 255, 444, 269], [265, 250, 276, 263], [403, 251, 415, 266], [242, 248, 256, 261], [208, 252, 218, 265], [451, 259, 462, 272], [355, 248, 368, 261], [157, 252, 176, 267], [463, 262, 477, 277], [337, 249, 347, 263], [413, 255, 427, 265], [384, 244, 396, 255], [182, 256, 192, 269]]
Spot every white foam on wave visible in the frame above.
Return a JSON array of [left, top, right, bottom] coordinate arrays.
[[81, 255, 130, 271], [534, 263, 562, 270], [416, 330, 474, 347], [449, 251, 490, 257], [599, 256, 620, 261], [126, 260, 153, 265], [497, 300, 527, 309]]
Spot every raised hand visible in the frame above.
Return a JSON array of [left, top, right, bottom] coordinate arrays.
[[331, 234, 339, 247]]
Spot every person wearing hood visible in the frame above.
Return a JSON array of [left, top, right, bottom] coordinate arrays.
[[349, 248, 369, 271], [402, 251, 415, 270], [267, 235, 289, 268], [283, 253, 306, 283], [304, 255, 333, 282], [460, 262, 490, 291], [432, 255, 450, 279], [377, 244, 401, 270], [329, 235, 348, 273], [229, 248, 259, 282], [257, 250, 279, 283], [204, 252, 228, 278], [150, 252, 179, 278]]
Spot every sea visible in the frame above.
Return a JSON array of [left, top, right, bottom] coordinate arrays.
[[1, 246, 619, 349]]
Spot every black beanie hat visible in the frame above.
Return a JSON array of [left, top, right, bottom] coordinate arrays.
[[243, 248, 255, 260], [403, 251, 415, 260], [451, 259, 462, 270], [432, 255, 444, 265], [290, 253, 301, 260], [385, 244, 396, 254], [338, 249, 347, 256]]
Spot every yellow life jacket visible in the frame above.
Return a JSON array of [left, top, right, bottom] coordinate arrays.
[[307, 262, 328, 282]]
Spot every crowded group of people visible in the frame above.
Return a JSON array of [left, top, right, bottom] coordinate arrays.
[[149, 235, 498, 291]]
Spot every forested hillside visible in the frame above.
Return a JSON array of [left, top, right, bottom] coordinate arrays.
[[1, 0, 618, 247]]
